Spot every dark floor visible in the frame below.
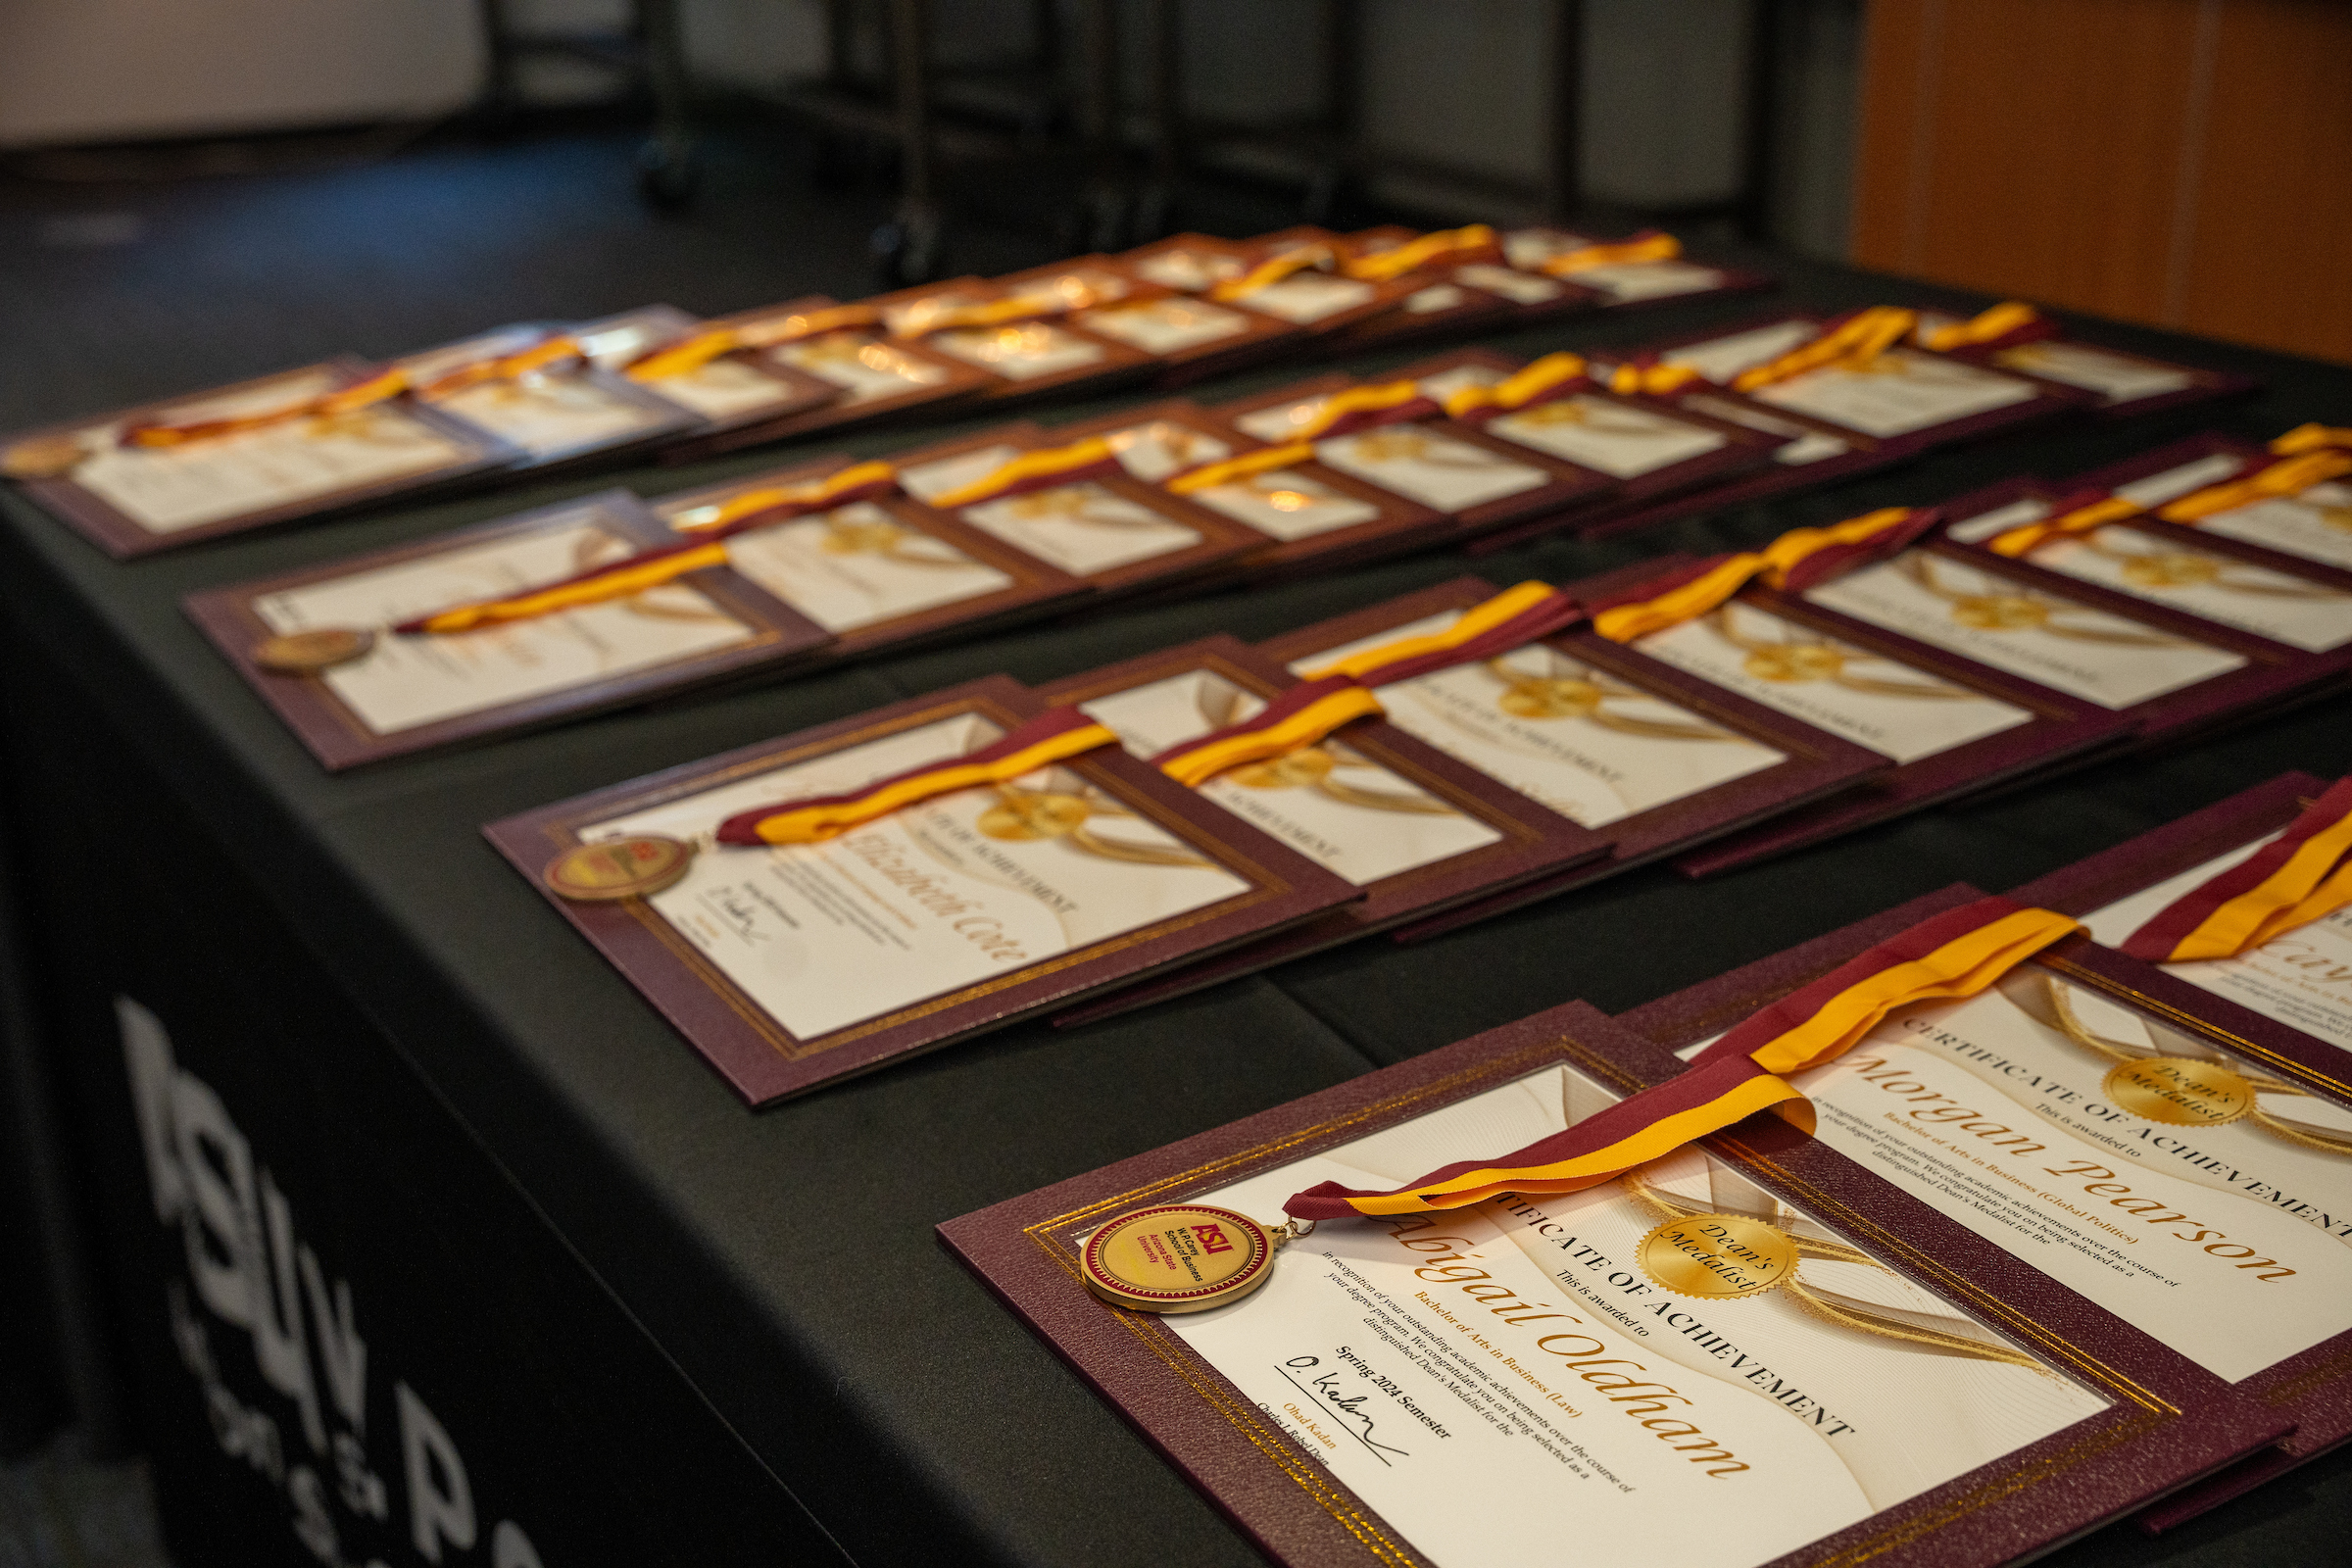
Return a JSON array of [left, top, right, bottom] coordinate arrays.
[[0, 1440, 167, 1568]]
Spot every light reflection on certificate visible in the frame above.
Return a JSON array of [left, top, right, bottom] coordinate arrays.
[[70, 371, 470, 534], [1076, 671, 1500, 885], [1189, 469, 1380, 542], [930, 322, 1106, 379], [2084, 834, 2352, 1052], [1079, 298, 1253, 354], [2026, 526, 2352, 651], [1636, 605, 2032, 764], [1792, 971, 2352, 1381], [1164, 1063, 2104, 1568], [252, 522, 754, 734], [586, 714, 1250, 1040], [719, 503, 1014, 633], [1805, 556, 2247, 710], [957, 483, 1202, 576], [1293, 612, 1783, 828], [1238, 274, 1376, 323], [769, 332, 950, 404]]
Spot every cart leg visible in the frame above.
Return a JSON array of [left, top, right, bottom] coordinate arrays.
[[873, 0, 946, 285], [634, 0, 700, 210]]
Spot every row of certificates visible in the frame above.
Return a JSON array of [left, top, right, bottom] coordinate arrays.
[[943, 772, 2352, 1566], [183, 310, 2249, 771], [473, 424, 2352, 1109], [0, 221, 1769, 560]]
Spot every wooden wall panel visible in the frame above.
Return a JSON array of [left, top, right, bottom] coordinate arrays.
[[1854, 0, 2352, 367]]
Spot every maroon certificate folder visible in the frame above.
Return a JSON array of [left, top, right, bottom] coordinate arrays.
[[485, 675, 1362, 1104], [944, 1000, 2285, 1568]]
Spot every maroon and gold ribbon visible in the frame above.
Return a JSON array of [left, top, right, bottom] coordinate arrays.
[[1285, 897, 2080, 1219], [1984, 489, 2146, 559], [1208, 243, 1338, 303], [1443, 353, 1591, 420], [1917, 301, 2053, 354], [715, 709, 1120, 846], [631, 304, 885, 377], [1162, 443, 1316, 495], [397, 463, 903, 636], [2155, 442, 2352, 525], [1535, 228, 1682, 278], [119, 367, 415, 449], [1342, 224, 1500, 282], [2121, 778, 2352, 963], [926, 437, 1126, 510], [1591, 508, 1936, 642], [1298, 580, 1583, 686], [1606, 359, 1704, 398], [1159, 380, 1439, 492], [1729, 307, 1918, 394], [397, 538, 730, 636], [1150, 677, 1387, 788], [416, 335, 585, 399]]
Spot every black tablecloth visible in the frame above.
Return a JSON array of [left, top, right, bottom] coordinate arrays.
[[4, 248, 2349, 1567]]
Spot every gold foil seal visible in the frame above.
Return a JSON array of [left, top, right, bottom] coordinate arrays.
[[1081, 1203, 1277, 1313], [252, 627, 376, 674], [3, 434, 88, 480], [543, 835, 697, 903], [2103, 1056, 2256, 1127], [1637, 1212, 1797, 1299]]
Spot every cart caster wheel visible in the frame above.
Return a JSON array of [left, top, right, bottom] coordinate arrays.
[[635, 143, 699, 212], [870, 217, 943, 287]]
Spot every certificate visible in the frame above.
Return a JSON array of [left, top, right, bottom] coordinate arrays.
[[945, 1008, 2280, 1568], [186, 490, 831, 769], [1054, 401, 1238, 483], [1803, 550, 2250, 710], [647, 449, 1086, 657], [8, 360, 513, 559], [1908, 318, 2255, 418], [1502, 227, 1740, 303], [1645, 589, 2131, 877], [401, 327, 697, 464], [487, 677, 1360, 1103], [946, 471, 1255, 592], [1261, 578, 1887, 940], [2070, 435, 2352, 576], [2010, 523, 2352, 652]]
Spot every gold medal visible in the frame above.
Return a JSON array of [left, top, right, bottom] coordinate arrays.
[[543, 834, 697, 902], [251, 627, 376, 674], [2103, 1056, 2256, 1127], [1080, 1203, 1291, 1313], [1636, 1211, 1797, 1299], [2, 434, 88, 480]]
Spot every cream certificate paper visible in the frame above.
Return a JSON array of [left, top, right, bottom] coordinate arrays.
[[1100, 420, 1232, 483], [70, 372, 471, 535], [1454, 264, 1567, 306], [1239, 274, 1377, 324], [1312, 428, 1549, 513], [1487, 396, 1727, 479], [2201, 483, 2352, 572], [719, 503, 1014, 633], [1076, 671, 1501, 886], [1792, 971, 2352, 1382], [1079, 298, 1252, 354], [2027, 526, 2352, 652], [1130, 249, 1246, 293], [1750, 350, 2036, 439], [429, 375, 668, 458], [895, 444, 1026, 504], [958, 483, 1203, 576], [585, 714, 1250, 1039], [1805, 557, 2248, 710], [931, 323, 1106, 379], [633, 358, 810, 421], [2082, 831, 2352, 1052], [1167, 1063, 2104, 1568], [1293, 612, 1784, 828], [770, 333, 952, 405], [1677, 394, 1851, 466], [1637, 605, 2034, 764], [1990, 342, 2193, 404], [1190, 469, 1381, 542], [252, 523, 754, 734]]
